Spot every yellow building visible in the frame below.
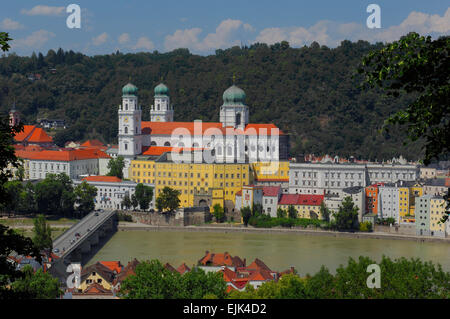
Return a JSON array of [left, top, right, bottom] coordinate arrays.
[[130, 157, 250, 211], [251, 161, 289, 182], [278, 194, 324, 219], [79, 263, 115, 292], [430, 197, 446, 236], [398, 183, 423, 222]]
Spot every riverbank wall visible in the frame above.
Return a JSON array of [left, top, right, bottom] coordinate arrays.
[[117, 223, 450, 243], [123, 207, 211, 227]]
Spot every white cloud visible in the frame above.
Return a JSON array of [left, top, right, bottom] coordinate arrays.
[[21, 5, 65, 16], [92, 32, 109, 46], [253, 7, 450, 47], [164, 19, 254, 52], [132, 36, 154, 51], [11, 30, 55, 49], [0, 18, 24, 30], [374, 8, 450, 42], [118, 33, 130, 44]]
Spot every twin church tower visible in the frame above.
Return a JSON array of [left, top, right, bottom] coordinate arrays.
[[117, 81, 255, 177]]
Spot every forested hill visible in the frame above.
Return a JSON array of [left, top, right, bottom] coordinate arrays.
[[0, 40, 423, 161]]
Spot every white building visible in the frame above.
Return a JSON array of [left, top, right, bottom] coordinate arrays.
[[324, 186, 365, 221], [378, 183, 400, 224], [74, 176, 154, 211], [262, 186, 282, 217], [19, 148, 110, 180], [117, 82, 289, 178], [289, 162, 418, 195]]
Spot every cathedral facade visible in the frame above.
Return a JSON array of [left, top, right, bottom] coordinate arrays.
[[118, 82, 289, 178]]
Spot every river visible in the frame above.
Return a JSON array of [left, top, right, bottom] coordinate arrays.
[[86, 230, 450, 276]]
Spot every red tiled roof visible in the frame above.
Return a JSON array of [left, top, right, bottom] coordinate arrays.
[[99, 261, 122, 274], [82, 282, 112, 294], [279, 194, 324, 206], [83, 176, 122, 183], [247, 268, 274, 282], [81, 139, 104, 147], [16, 148, 110, 161], [13, 125, 36, 142], [27, 127, 53, 143], [262, 186, 280, 197], [246, 258, 272, 272], [235, 190, 242, 196], [198, 251, 245, 268], [176, 263, 191, 275], [221, 267, 237, 282], [141, 146, 173, 156]]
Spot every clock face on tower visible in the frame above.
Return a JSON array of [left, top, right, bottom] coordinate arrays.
[[156, 116, 161, 121], [124, 116, 129, 123]]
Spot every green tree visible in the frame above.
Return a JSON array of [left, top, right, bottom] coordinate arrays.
[[134, 183, 153, 211], [0, 32, 12, 52], [212, 203, 224, 223], [155, 187, 181, 212], [131, 194, 139, 210], [11, 265, 62, 299], [358, 32, 449, 165], [34, 173, 75, 217], [120, 259, 182, 299], [107, 156, 125, 179], [240, 206, 252, 227], [0, 225, 41, 299], [334, 196, 359, 231], [0, 181, 23, 216], [180, 267, 227, 299], [74, 181, 97, 216], [288, 205, 298, 219], [32, 214, 52, 252], [121, 194, 132, 210], [320, 202, 330, 222]]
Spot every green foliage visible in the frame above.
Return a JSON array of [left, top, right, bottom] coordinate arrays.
[[212, 203, 224, 223], [34, 173, 75, 217], [288, 205, 298, 219], [320, 202, 330, 222], [334, 196, 360, 231], [0, 42, 426, 161], [377, 217, 396, 226], [107, 156, 125, 179], [155, 186, 181, 212], [229, 256, 450, 299], [358, 32, 449, 165], [11, 265, 62, 299], [32, 214, 52, 251], [117, 212, 133, 222], [0, 224, 41, 299], [248, 215, 322, 229], [0, 32, 12, 52], [134, 183, 153, 211], [74, 180, 97, 216], [359, 221, 373, 232], [119, 259, 226, 299], [0, 116, 23, 206], [276, 207, 286, 218], [121, 194, 132, 210], [240, 206, 252, 226]]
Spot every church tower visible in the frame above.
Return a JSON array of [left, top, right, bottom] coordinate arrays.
[[9, 101, 20, 127], [118, 82, 142, 178], [150, 83, 173, 122], [219, 84, 249, 130]]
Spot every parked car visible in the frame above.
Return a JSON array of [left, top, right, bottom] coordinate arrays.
[[53, 248, 59, 253], [95, 212, 99, 216]]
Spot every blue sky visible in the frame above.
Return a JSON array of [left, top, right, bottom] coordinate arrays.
[[1, 1, 449, 56]]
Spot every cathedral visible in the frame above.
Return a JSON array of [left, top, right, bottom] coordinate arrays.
[[117, 82, 289, 178]]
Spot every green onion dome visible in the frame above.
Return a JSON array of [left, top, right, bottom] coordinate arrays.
[[154, 83, 169, 96], [122, 83, 138, 96], [222, 85, 246, 105]]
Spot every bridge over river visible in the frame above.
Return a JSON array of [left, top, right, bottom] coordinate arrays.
[[49, 210, 118, 286]]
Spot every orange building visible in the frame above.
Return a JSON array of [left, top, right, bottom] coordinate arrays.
[[365, 183, 384, 215]]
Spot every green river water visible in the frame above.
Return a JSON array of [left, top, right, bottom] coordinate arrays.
[[86, 230, 450, 276]]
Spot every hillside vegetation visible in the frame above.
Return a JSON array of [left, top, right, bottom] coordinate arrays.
[[0, 40, 423, 160]]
